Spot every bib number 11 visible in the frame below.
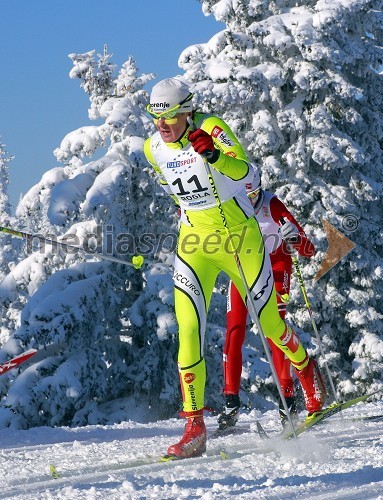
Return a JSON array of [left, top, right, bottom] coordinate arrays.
[[172, 175, 208, 196]]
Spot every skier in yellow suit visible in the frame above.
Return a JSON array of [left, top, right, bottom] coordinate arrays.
[[144, 78, 326, 460]]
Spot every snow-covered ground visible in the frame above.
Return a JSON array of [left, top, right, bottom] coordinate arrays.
[[1, 400, 383, 499]]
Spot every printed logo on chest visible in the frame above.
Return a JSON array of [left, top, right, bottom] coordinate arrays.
[[166, 151, 197, 174]]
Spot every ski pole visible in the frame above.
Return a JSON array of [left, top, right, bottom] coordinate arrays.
[[280, 220, 338, 403], [0, 349, 38, 375], [0, 226, 145, 269], [188, 117, 297, 437]]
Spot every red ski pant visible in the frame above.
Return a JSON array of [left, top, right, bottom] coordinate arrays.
[[224, 254, 295, 398]]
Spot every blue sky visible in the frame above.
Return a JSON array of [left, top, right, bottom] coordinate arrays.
[[0, 1, 223, 211]]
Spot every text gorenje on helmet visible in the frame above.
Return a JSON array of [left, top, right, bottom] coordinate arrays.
[[151, 102, 170, 108]]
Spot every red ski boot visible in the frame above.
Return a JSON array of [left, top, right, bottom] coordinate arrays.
[[294, 359, 327, 414], [165, 410, 207, 460]]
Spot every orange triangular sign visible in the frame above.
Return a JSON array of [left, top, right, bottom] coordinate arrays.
[[314, 219, 356, 282]]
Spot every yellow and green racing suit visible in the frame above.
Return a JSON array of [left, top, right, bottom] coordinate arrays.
[[144, 112, 308, 412]]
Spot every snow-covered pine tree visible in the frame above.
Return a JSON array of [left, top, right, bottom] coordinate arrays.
[[0, 138, 14, 282], [0, 49, 180, 429], [68, 45, 117, 121], [181, 0, 383, 402], [0, 138, 22, 345]]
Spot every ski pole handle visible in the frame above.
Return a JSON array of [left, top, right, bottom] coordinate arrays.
[[279, 217, 299, 245], [187, 116, 209, 159]]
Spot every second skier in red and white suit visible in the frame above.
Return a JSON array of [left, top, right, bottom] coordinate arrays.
[[220, 174, 316, 428]]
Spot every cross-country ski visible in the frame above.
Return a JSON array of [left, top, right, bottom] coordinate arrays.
[[256, 390, 382, 440], [1, 401, 383, 498]]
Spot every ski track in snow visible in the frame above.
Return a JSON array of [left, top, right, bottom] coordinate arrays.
[[1, 401, 383, 499]]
